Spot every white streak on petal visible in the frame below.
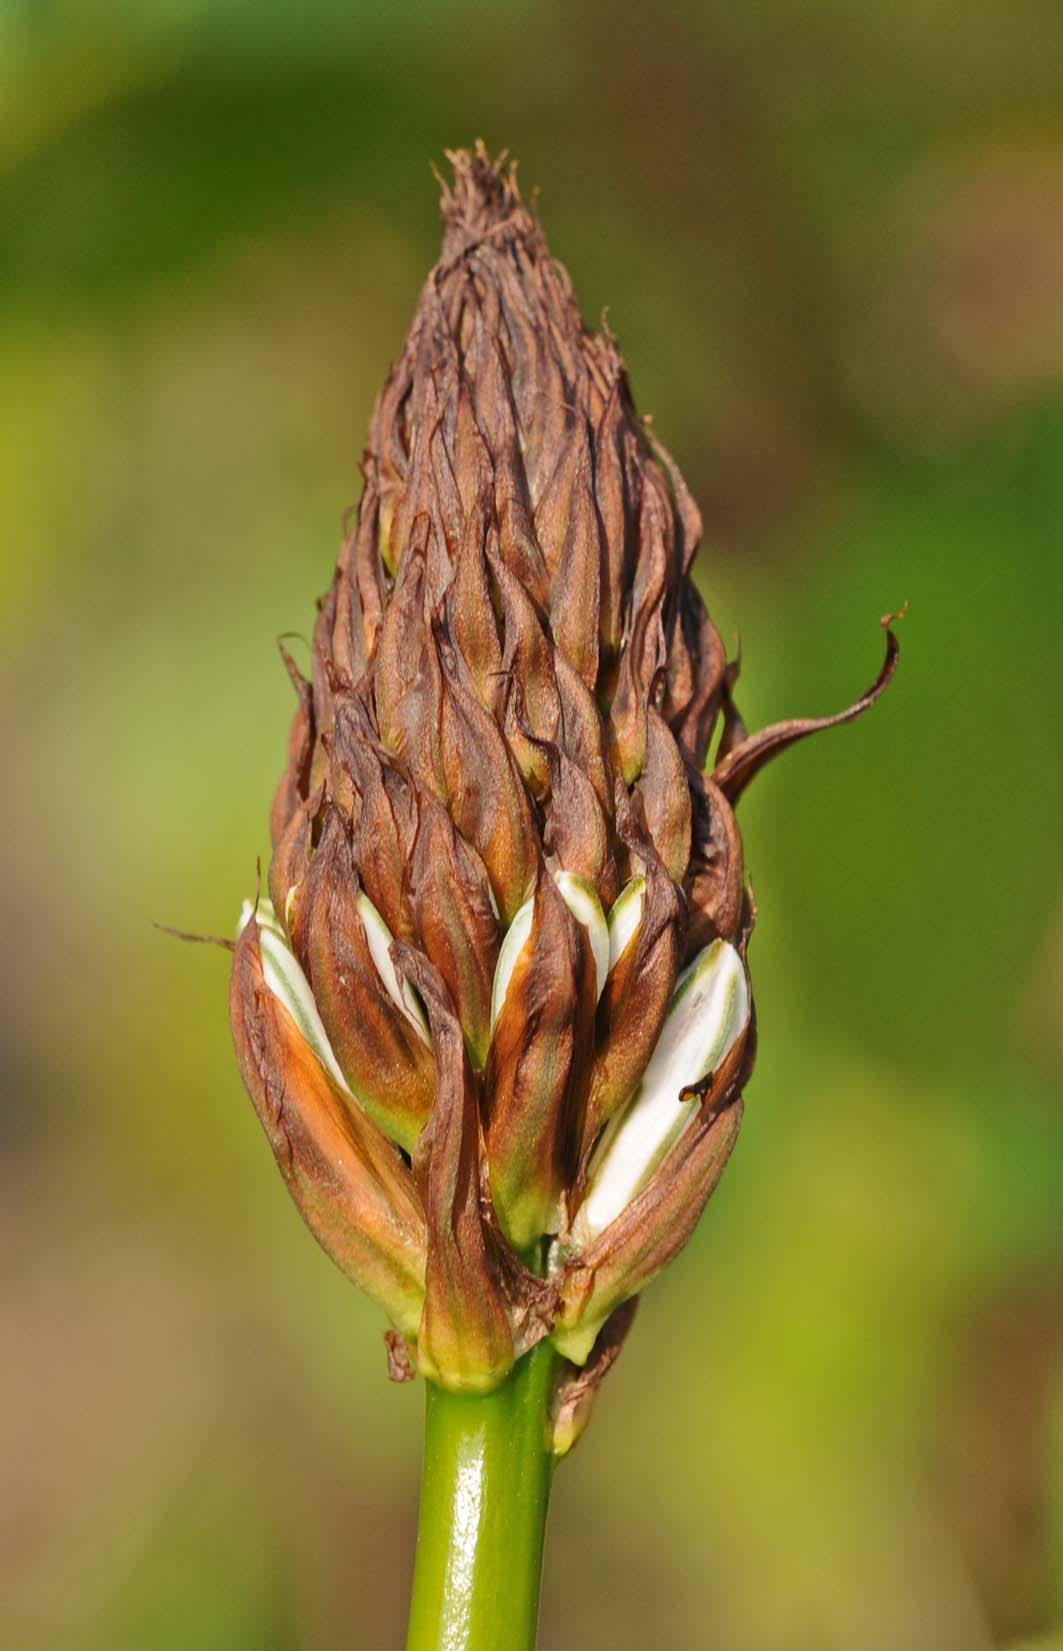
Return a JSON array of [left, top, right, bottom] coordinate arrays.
[[574, 939, 749, 1245], [606, 876, 646, 975], [490, 896, 535, 1031], [355, 891, 430, 1045], [554, 871, 609, 1002], [238, 897, 352, 1095]]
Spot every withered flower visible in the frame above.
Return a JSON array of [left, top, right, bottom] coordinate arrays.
[[230, 145, 898, 1430]]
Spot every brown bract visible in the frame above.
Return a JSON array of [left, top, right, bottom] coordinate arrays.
[[230, 916, 428, 1338], [230, 145, 900, 1404]]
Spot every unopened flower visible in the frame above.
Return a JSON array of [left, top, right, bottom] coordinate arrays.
[[229, 145, 899, 1430]]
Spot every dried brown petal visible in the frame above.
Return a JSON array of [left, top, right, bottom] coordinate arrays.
[[397, 946, 516, 1393], [331, 496, 379, 686], [445, 485, 503, 711], [555, 652, 616, 820], [684, 772, 745, 955], [330, 690, 418, 943], [593, 380, 637, 671], [269, 646, 314, 847], [230, 919, 427, 1336], [582, 853, 685, 1159], [663, 582, 728, 769], [484, 870, 596, 1250], [409, 792, 500, 1070], [542, 744, 614, 896], [535, 425, 602, 689], [635, 707, 693, 886], [268, 789, 316, 929], [383, 1329, 417, 1383], [608, 462, 674, 782], [291, 810, 435, 1151], [437, 631, 538, 922], [491, 547, 562, 797], [550, 1299, 638, 1457], [374, 540, 447, 795], [712, 614, 903, 804]]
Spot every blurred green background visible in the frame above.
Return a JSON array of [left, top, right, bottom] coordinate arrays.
[[3, 2, 1062, 1648]]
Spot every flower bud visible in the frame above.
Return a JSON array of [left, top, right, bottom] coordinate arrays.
[[290, 809, 436, 1152], [230, 906, 427, 1337], [582, 856, 685, 1156], [229, 145, 899, 1402], [483, 869, 597, 1251], [573, 938, 750, 1249], [396, 947, 517, 1393]]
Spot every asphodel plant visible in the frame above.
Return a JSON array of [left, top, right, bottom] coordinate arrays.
[[229, 145, 899, 1651]]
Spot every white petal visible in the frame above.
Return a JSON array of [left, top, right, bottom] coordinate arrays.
[[238, 897, 352, 1096], [490, 895, 535, 1030], [491, 870, 612, 1033], [355, 891, 430, 1045], [606, 876, 646, 975], [574, 939, 749, 1245], [554, 871, 609, 1002], [239, 895, 283, 941]]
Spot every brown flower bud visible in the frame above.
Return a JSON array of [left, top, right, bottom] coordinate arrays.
[[397, 946, 517, 1393], [483, 868, 597, 1251], [229, 144, 900, 1402], [290, 808, 436, 1152], [230, 910, 427, 1337]]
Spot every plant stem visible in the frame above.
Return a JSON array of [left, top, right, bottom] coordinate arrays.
[[405, 1341, 557, 1651]]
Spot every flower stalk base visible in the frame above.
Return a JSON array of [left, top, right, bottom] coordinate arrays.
[[405, 1343, 557, 1651]]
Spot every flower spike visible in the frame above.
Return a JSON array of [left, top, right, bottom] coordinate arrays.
[[228, 146, 898, 1412]]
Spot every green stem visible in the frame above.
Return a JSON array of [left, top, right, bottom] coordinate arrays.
[[405, 1342, 557, 1651]]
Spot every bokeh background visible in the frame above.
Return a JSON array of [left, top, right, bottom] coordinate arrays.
[[3, 2, 1062, 1648]]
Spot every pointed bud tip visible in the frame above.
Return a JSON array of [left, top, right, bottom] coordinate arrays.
[[438, 142, 534, 260]]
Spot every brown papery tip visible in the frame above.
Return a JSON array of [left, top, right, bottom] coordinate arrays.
[[437, 141, 540, 261]]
